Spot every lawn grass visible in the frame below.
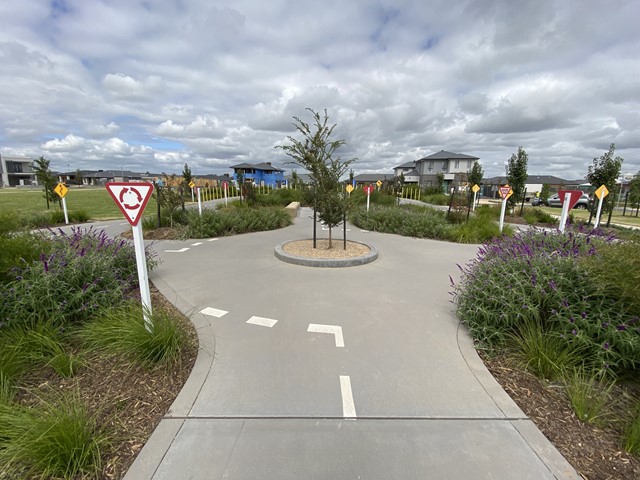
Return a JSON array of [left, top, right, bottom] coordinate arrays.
[[536, 206, 640, 228], [0, 187, 158, 221]]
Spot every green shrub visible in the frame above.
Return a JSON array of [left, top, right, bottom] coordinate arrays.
[[624, 402, 640, 455], [0, 232, 50, 284], [0, 227, 158, 328], [447, 216, 511, 244], [474, 204, 501, 219], [423, 193, 449, 205], [452, 229, 639, 375], [350, 205, 451, 239], [0, 392, 107, 478], [183, 207, 292, 238], [563, 369, 614, 426], [79, 302, 188, 367], [69, 209, 90, 223], [255, 188, 305, 207], [506, 320, 588, 381], [522, 208, 556, 225], [350, 189, 397, 207]]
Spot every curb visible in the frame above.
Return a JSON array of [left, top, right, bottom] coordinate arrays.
[[274, 240, 378, 267]]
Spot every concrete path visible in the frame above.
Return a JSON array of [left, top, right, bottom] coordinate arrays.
[[124, 207, 580, 480]]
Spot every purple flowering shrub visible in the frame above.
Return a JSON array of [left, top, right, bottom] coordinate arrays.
[[0, 227, 158, 328], [452, 228, 640, 374]]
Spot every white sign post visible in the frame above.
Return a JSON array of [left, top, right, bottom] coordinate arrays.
[[223, 182, 228, 206], [593, 184, 609, 229], [558, 192, 571, 233], [61, 197, 69, 224], [498, 185, 513, 232], [365, 186, 372, 212], [54, 183, 70, 224], [197, 186, 203, 215], [106, 182, 155, 333]]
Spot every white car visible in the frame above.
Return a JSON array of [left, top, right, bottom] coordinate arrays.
[[545, 192, 590, 209]]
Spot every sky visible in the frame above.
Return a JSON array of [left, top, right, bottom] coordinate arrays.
[[1, 0, 639, 180]]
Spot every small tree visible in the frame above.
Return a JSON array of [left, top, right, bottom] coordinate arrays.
[[277, 108, 356, 248], [587, 143, 623, 216], [467, 160, 483, 188], [33, 156, 58, 209], [540, 184, 551, 202], [506, 147, 528, 208], [628, 171, 640, 216], [436, 172, 445, 193], [74, 168, 84, 186]]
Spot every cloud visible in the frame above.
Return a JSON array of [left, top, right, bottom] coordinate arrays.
[[0, 0, 639, 180]]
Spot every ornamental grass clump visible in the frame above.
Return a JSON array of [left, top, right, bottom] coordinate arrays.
[[0, 227, 158, 328], [452, 228, 640, 376], [183, 207, 292, 238]]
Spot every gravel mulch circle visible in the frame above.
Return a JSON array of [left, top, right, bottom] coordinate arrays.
[[282, 239, 370, 259]]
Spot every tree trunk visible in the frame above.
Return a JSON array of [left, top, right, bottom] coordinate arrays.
[[328, 226, 333, 249]]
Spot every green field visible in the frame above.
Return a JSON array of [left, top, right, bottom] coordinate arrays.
[[0, 187, 159, 220], [537, 206, 640, 228]]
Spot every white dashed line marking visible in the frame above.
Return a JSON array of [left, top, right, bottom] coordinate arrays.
[[94, 225, 109, 229], [207, 238, 219, 242], [246, 316, 278, 328], [340, 375, 357, 418], [164, 248, 189, 253], [360, 229, 369, 233], [307, 324, 344, 347], [200, 307, 229, 318], [191, 242, 203, 246], [322, 227, 351, 231], [119, 222, 129, 226]]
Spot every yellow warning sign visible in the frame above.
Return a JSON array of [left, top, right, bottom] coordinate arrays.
[[54, 183, 68, 198]]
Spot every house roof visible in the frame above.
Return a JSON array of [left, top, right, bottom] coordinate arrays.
[[483, 175, 571, 185], [401, 169, 419, 177], [230, 162, 285, 172], [83, 170, 142, 178], [418, 150, 479, 161], [394, 161, 416, 169], [353, 173, 394, 183]]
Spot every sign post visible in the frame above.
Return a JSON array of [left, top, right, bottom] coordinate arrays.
[[471, 184, 480, 211], [197, 186, 203, 215], [593, 184, 609, 229], [557, 190, 583, 233], [54, 183, 69, 224], [345, 184, 354, 198], [189, 181, 195, 202], [364, 185, 373, 211], [223, 181, 228, 205], [106, 182, 155, 332], [498, 185, 513, 232]]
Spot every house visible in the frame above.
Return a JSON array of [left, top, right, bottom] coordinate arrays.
[[230, 162, 285, 187], [352, 173, 394, 186], [73, 170, 143, 186], [392, 161, 420, 184], [482, 175, 573, 199], [411, 150, 479, 191], [0, 155, 37, 187]]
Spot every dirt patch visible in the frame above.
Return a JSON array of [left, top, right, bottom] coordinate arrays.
[[482, 354, 640, 480], [282, 239, 370, 259]]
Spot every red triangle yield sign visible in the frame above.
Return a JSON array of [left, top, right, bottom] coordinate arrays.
[[558, 190, 583, 210], [106, 182, 154, 226]]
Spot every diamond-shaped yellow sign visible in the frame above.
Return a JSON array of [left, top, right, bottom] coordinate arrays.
[[345, 184, 354, 193], [472, 184, 480, 193], [54, 183, 68, 198], [376, 180, 382, 187], [188, 181, 195, 189], [595, 184, 609, 200]]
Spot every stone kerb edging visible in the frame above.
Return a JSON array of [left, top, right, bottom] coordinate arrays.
[[274, 240, 378, 268]]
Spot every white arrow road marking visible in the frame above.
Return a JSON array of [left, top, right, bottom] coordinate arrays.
[[307, 324, 344, 347], [340, 375, 357, 418], [207, 238, 219, 242], [200, 307, 229, 318], [164, 248, 189, 253], [191, 242, 203, 246], [246, 316, 278, 328]]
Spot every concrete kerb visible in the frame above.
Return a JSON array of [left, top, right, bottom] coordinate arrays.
[[274, 239, 378, 267]]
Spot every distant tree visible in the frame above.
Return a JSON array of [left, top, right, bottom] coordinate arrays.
[[587, 143, 623, 216], [74, 168, 84, 186], [32, 156, 58, 209], [349, 169, 355, 186], [628, 171, 640, 215], [182, 163, 192, 186], [467, 160, 483, 188], [540, 184, 551, 202], [436, 172, 445, 193], [277, 108, 356, 248], [506, 147, 528, 208]]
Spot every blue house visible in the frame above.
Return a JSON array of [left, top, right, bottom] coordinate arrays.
[[230, 162, 285, 187]]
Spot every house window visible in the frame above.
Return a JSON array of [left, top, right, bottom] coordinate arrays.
[[427, 162, 433, 172], [441, 162, 447, 171], [455, 160, 460, 169]]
